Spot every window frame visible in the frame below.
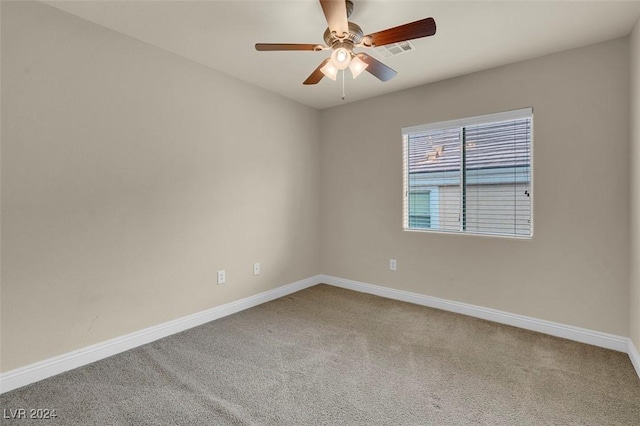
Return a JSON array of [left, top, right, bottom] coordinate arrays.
[[402, 108, 534, 239]]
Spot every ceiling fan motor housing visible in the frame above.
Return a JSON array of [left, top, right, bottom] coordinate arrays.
[[323, 21, 363, 51]]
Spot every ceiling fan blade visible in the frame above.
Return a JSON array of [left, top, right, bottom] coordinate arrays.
[[319, 0, 349, 37], [364, 17, 436, 47], [255, 43, 323, 52], [356, 53, 397, 82], [303, 59, 330, 85]]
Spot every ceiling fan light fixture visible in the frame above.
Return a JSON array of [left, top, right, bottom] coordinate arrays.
[[330, 47, 351, 70], [348, 55, 368, 79], [255, 1, 436, 86], [320, 60, 339, 80]]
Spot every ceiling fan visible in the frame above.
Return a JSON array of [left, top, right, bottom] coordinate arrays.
[[255, 0, 436, 85]]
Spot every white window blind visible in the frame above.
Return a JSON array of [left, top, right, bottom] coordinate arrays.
[[402, 108, 533, 238]]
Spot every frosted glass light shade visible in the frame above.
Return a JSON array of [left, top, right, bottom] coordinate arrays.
[[320, 60, 339, 80], [330, 47, 351, 70], [348, 55, 369, 79]]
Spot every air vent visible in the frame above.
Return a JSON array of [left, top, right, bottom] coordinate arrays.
[[374, 41, 415, 58]]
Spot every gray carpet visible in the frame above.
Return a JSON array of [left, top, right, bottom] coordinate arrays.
[[1, 284, 639, 425]]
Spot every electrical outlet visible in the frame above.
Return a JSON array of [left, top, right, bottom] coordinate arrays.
[[389, 259, 397, 271], [217, 270, 226, 284], [253, 262, 260, 275]]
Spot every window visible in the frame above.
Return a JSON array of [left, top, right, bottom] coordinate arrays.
[[408, 191, 431, 229], [408, 187, 440, 230], [402, 108, 533, 238]]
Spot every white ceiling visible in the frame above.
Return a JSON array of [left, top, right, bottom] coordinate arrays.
[[44, 0, 640, 110]]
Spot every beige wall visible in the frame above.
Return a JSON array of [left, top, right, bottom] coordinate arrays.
[[1, 1, 637, 375], [0, 1, 320, 372], [630, 17, 640, 353], [320, 38, 631, 336]]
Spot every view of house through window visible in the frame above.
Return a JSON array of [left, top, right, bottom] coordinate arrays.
[[402, 109, 533, 238]]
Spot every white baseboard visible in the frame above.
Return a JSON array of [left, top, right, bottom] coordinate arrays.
[[0, 275, 321, 394], [3, 274, 637, 393], [319, 275, 631, 354], [629, 339, 640, 379]]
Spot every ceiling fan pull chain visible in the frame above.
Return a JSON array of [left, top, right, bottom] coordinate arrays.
[[341, 70, 346, 100]]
